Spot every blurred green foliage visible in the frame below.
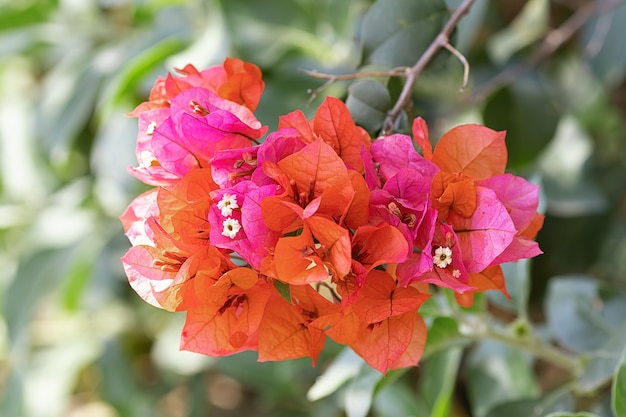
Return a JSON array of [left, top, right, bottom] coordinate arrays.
[[1, 0, 625, 416]]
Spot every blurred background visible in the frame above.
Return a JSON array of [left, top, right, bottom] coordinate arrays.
[[0, 0, 625, 416]]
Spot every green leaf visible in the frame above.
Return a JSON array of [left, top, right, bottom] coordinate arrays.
[[4, 247, 78, 348], [545, 276, 614, 353], [485, 399, 540, 417], [485, 384, 573, 417], [344, 365, 383, 417], [490, 257, 532, 318], [0, 368, 23, 417], [359, 0, 449, 67], [578, 321, 626, 393], [613, 346, 626, 417], [101, 36, 188, 112], [483, 78, 559, 170], [486, 0, 549, 64], [98, 340, 149, 417], [307, 348, 364, 401], [419, 347, 463, 417], [273, 280, 292, 303], [581, 2, 626, 87], [467, 340, 539, 417], [423, 316, 469, 359], [0, 0, 57, 32], [543, 413, 601, 417], [373, 380, 429, 417], [345, 79, 391, 134]]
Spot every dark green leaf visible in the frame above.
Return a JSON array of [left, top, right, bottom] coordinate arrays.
[[346, 79, 390, 133], [484, 388, 576, 417], [483, 78, 559, 170], [485, 399, 540, 417], [98, 340, 142, 417], [274, 280, 292, 303], [359, 0, 449, 67]]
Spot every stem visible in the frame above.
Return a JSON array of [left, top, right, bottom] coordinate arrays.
[[383, 0, 476, 134], [465, 319, 581, 373], [471, 0, 625, 103]]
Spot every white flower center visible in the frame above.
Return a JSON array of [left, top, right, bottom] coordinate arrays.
[[217, 193, 239, 217], [433, 246, 453, 268], [222, 218, 241, 239]]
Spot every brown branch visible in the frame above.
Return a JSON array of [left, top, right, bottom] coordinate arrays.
[[301, 67, 411, 104], [471, 0, 625, 103], [382, 0, 476, 135]]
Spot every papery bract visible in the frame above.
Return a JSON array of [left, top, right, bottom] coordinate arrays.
[[327, 270, 429, 373], [448, 186, 517, 272], [258, 285, 339, 365], [431, 124, 507, 179], [370, 134, 439, 184]]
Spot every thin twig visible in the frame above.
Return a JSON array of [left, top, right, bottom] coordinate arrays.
[[584, 10, 614, 57], [383, 0, 476, 134], [442, 41, 470, 91], [301, 67, 411, 103], [472, 0, 625, 103]]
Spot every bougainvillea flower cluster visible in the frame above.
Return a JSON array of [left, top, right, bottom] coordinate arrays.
[[120, 57, 543, 373]]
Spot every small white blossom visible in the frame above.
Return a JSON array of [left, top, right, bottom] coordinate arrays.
[[452, 269, 461, 278], [222, 218, 241, 239], [146, 121, 157, 135], [433, 246, 453, 268], [217, 193, 239, 217]]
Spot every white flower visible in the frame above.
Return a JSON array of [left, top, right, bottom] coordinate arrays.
[[433, 246, 453, 268], [146, 121, 157, 135], [452, 269, 461, 278], [222, 218, 241, 239], [217, 193, 239, 217]]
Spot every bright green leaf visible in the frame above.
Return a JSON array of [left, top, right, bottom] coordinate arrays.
[[613, 346, 626, 417]]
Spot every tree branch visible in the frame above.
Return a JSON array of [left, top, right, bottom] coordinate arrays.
[[471, 0, 625, 103], [301, 67, 411, 104], [382, 0, 476, 134]]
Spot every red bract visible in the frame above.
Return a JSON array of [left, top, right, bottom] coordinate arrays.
[[120, 59, 544, 374]]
